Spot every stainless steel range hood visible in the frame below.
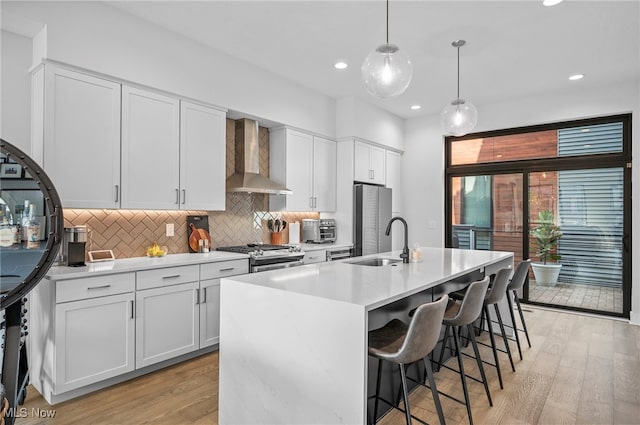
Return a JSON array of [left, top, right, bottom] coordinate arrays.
[[226, 119, 292, 195]]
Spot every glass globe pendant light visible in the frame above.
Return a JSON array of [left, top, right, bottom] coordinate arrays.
[[441, 40, 478, 136], [361, 0, 412, 98]]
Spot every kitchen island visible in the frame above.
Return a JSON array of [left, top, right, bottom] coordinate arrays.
[[218, 247, 513, 424]]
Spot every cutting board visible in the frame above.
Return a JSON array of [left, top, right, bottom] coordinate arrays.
[[187, 215, 212, 253], [288, 222, 300, 244]]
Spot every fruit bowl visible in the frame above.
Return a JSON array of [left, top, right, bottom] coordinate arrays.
[[146, 244, 168, 257]]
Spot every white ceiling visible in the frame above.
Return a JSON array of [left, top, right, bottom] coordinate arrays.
[[106, 1, 639, 119]]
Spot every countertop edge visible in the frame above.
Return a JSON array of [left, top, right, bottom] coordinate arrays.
[[221, 248, 514, 310], [45, 252, 250, 281]]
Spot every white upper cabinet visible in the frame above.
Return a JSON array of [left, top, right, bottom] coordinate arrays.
[[270, 128, 336, 212], [273, 129, 314, 211], [33, 63, 227, 211], [121, 86, 180, 210], [312, 136, 337, 212], [41, 66, 121, 208], [385, 150, 403, 212], [354, 140, 385, 185], [180, 101, 226, 211]]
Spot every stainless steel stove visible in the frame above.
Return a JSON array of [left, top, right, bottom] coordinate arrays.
[[217, 244, 305, 273]]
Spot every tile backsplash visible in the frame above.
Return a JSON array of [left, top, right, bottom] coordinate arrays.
[[63, 205, 319, 258], [62, 119, 320, 259]]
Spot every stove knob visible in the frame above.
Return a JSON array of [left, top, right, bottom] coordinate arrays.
[[258, 250, 264, 256]]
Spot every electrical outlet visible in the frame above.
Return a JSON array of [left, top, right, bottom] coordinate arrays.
[[166, 223, 174, 237]]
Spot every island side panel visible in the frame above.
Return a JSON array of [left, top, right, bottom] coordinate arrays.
[[219, 279, 367, 424]]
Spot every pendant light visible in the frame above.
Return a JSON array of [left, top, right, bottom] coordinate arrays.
[[361, 0, 412, 98], [441, 40, 478, 136]]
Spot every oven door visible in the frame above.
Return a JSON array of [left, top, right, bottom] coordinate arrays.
[[251, 259, 305, 273]]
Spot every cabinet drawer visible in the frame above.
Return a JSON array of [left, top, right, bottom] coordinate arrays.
[[136, 265, 199, 290], [56, 273, 135, 304], [200, 259, 249, 280], [304, 250, 327, 264]]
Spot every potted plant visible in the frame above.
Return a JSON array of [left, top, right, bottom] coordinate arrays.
[[530, 209, 563, 286]]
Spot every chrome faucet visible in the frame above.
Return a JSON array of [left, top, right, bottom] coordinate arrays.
[[385, 216, 409, 263]]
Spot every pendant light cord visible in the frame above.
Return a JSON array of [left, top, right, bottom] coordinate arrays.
[[456, 44, 460, 99], [386, 0, 389, 44]]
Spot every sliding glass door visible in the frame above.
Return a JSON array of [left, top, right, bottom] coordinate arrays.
[[528, 168, 625, 313], [445, 115, 631, 317]]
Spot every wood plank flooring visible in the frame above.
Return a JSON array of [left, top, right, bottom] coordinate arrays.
[[18, 306, 640, 425]]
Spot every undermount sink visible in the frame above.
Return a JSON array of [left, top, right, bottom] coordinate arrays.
[[347, 258, 402, 267]]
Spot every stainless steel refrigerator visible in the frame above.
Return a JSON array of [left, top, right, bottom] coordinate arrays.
[[353, 184, 392, 256]]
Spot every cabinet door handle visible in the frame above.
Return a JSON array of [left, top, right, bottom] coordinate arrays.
[[130, 300, 135, 319], [195, 289, 200, 305], [182, 189, 186, 205], [219, 267, 234, 272], [175, 189, 180, 204], [87, 285, 111, 290], [115, 185, 119, 203], [162, 274, 181, 280], [203, 287, 207, 303]]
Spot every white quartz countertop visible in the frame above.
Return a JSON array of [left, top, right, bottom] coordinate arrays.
[[223, 247, 512, 310], [46, 251, 249, 281]]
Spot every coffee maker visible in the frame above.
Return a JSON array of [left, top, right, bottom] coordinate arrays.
[[62, 225, 88, 267]]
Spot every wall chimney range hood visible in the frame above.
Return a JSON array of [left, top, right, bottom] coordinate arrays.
[[226, 119, 292, 195]]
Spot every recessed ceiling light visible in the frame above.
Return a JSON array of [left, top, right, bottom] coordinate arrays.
[[543, 0, 563, 6], [334, 62, 348, 70], [569, 74, 584, 81], [410, 105, 421, 110]]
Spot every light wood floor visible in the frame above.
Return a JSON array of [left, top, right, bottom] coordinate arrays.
[[19, 306, 640, 425]]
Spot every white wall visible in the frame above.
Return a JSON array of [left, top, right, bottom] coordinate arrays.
[[403, 113, 445, 248], [404, 80, 640, 324], [0, 30, 32, 153], [2, 1, 336, 137], [336, 96, 404, 150]]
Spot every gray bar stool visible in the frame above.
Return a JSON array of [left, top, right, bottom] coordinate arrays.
[[472, 268, 516, 389], [436, 277, 492, 425], [368, 295, 449, 425], [505, 260, 532, 360]]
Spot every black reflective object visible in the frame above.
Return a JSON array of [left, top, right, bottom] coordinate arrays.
[[0, 139, 63, 308], [1, 139, 63, 424]]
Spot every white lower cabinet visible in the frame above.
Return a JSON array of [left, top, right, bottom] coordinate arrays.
[[199, 279, 221, 348], [29, 259, 249, 404], [199, 259, 249, 348], [135, 266, 200, 368], [135, 281, 200, 368], [54, 291, 135, 393]]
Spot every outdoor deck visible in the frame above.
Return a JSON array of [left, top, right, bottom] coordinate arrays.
[[528, 280, 623, 314]]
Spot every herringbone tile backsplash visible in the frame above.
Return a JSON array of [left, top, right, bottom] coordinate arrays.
[[63, 119, 319, 259]]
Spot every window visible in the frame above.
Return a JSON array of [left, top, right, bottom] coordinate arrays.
[[445, 114, 631, 318]]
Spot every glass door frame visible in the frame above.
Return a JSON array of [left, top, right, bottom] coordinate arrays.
[[444, 114, 632, 318]]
